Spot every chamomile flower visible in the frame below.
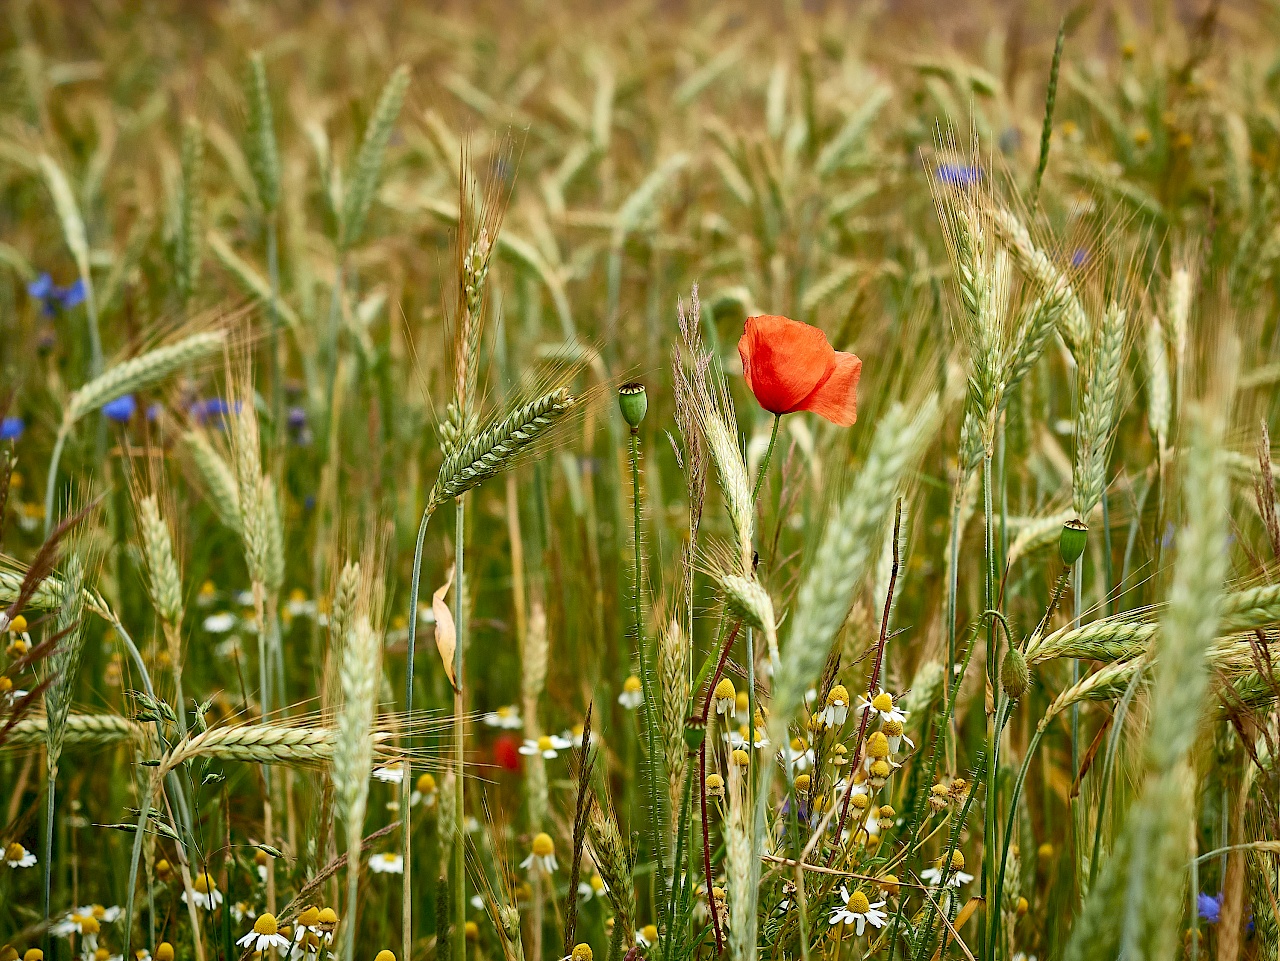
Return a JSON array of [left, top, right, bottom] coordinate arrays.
[[4, 842, 36, 868], [520, 832, 558, 875], [236, 913, 291, 954], [881, 718, 914, 754], [820, 685, 851, 727], [411, 773, 437, 807], [372, 763, 405, 784], [369, 852, 404, 874], [617, 675, 644, 709], [712, 678, 736, 716], [482, 706, 523, 729], [921, 850, 973, 888], [828, 886, 887, 936], [0, 677, 28, 705], [577, 874, 608, 901], [285, 590, 316, 619], [782, 737, 813, 772], [52, 913, 100, 944], [705, 773, 725, 798], [636, 925, 658, 949], [232, 902, 257, 923], [182, 871, 223, 910], [519, 734, 572, 759], [857, 689, 907, 726], [202, 612, 236, 634], [567, 944, 592, 961]]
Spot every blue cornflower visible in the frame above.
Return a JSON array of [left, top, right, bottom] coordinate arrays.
[[102, 394, 137, 423], [1, 416, 24, 441], [190, 398, 239, 427], [27, 273, 86, 317], [935, 163, 982, 187], [1071, 249, 1089, 269], [1198, 892, 1223, 925]]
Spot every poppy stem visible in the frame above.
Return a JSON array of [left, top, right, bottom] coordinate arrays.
[[752, 414, 782, 507]]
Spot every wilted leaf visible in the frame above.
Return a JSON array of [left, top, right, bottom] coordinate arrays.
[[434, 566, 458, 692]]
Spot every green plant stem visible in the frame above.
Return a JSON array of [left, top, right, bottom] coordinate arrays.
[[266, 217, 283, 436], [452, 494, 466, 961], [626, 427, 667, 919], [42, 423, 69, 539], [403, 504, 435, 961], [981, 452, 999, 961], [752, 414, 782, 505]]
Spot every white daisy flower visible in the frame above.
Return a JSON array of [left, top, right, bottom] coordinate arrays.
[[636, 925, 658, 948], [482, 705, 523, 729], [882, 717, 915, 755], [577, 874, 608, 901], [712, 678, 736, 716], [828, 886, 888, 936], [4, 841, 36, 868], [411, 773, 438, 807], [820, 685, 851, 727], [372, 763, 405, 784], [232, 902, 257, 923], [617, 675, 644, 709], [202, 612, 237, 633], [369, 852, 404, 874], [0, 677, 28, 705], [236, 913, 292, 954], [782, 738, 813, 772], [234, 590, 255, 607], [856, 689, 908, 726], [921, 851, 974, 888], [519, 832, 558, 875], [285, 591, 316, 618], [182, 872, 223, 910], [519, 734, 572, 759]]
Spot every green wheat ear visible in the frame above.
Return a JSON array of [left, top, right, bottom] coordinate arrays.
[[340, 64, 410, 250], [245, 51, 281, 215], [65, 332, 225, 425], [173, 118, 205, 306]]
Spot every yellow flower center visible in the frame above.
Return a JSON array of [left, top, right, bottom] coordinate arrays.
[[95, 949, 110, 961], [24, 951, 44, 961], [10, 615, 28, 633], [949, 850, 965, 871], [731, 749, 750, 766], [790, 737, 805, 752], [623, 676, 642, 694], [879, 874, 900, 894], [416, 773, 436, 793], [156, 944, 174, 961], [0, 677, 11, 693], [375, 952, 397, 961], [531, 832, 555, 857], [714, 678, 735, 700], [497, 706, 513, 718], [199, 581, 215, 597], [883, 719, 904, 736], [705, 773, 724, 790], [826, 684, 849, 706], [851, 793, 869, 810], [4, 843, 24, 861], [869, 759, 891, 778], [79, 917, 100, 935], [931, 784, 949, 797], [254, 914, 279, 937], [316, 908, 338, 926], [794, 774, 811, 792], [297, 906, 320, 927], [537, 735, 553, 751], [289, 588, 307, 603], [871, 692, 894, 713], [641, 925, 658, 943], [571, 944, 593, 961], [464, 922, 479, 940], [193, 871, 216, 894], [866, 732, 890, 759], [591, 875, 605, 892], [848, 890, 871, 914]]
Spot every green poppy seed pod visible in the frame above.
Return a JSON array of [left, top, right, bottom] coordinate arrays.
[[1000, 647, 1029, 700], [618, 382, 648, 430], [1059, 518, 1088, 566]]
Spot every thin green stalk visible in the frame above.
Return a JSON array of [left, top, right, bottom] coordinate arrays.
[[981, 452, 998, 961], [42, 427, 69, 539], [626, 428, 667, 915], [452, 495, 466, 961], [403, 504, 436, 961], [266, 218, 283, 436], [752, 414, 782, 505]]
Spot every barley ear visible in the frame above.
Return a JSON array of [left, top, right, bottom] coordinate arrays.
[[245, 52, 281, 214], [340, 65, 410, 250]]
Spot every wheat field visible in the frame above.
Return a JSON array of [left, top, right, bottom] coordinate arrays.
[[2, 2, 1280, 961]]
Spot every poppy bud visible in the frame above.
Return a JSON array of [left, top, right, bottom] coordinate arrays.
[[1000, 647, 1029, 700], [618, 383, 648, 430], [682, 724, 705, 751], [1059, 518, 1088, 566]]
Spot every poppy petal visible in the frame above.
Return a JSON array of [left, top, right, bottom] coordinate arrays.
[[796, 350, 861, 426], [739, 315, 834, 415]]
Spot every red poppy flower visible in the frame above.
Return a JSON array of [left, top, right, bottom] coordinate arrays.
[[738, 315, 862, 426], [492, 734, 522, 771]]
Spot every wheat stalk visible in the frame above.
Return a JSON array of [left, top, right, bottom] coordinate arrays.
[[160, 723, 393, 772], [174, 118, 205, 304], [245, 51, 281, 214], [340, 65, 409, 250], [586, 796, 634, 943], [1073, 302, 1126, 518], [2, 714, 145, 749], [431, 389, 576, 506], [183, 428, 242, 531]]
